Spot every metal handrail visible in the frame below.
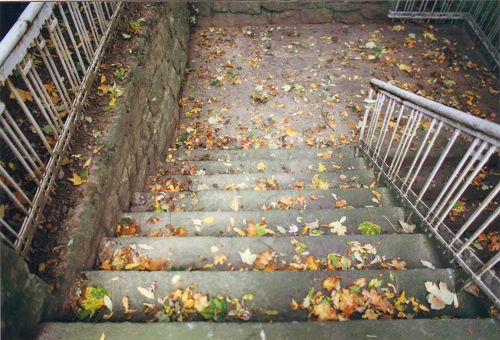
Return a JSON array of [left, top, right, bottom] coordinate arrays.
[[0, 2, 122, 255], [370, 79, 500, 143], [358, 78, 500, 309], [389, 0, 500, 69]]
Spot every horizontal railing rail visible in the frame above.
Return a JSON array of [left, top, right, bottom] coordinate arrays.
[[389, 0, 500, 69], [0, 2, 122, 256], [358, 78, 500, 309]]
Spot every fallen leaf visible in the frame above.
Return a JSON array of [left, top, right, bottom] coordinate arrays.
[[257, 162, 267, 172], [103, 295, 113, 312], [420, 260, 435, 269], [286, 127, 297, 137], [239, 248, 257, 265], [317, 163, 326, 173], [323, 275, 341, 291], [68, 172, 86, 186], [137, 286, 155, 300], [203, 216, 215, 225], [313, 302, 338, 321], [424, 281, 459, 310], [398, 64, 413, 73]]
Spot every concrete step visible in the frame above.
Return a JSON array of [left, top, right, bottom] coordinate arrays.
[[146, 169, 375, 192], [73, 270, 488, 322], [131, 187, 395, 212], [37, 319, 500, 340], [97, 234, 447, 271], [169, 146, 355, 161], [157, 157, 366, 176], [122, 206, 407, 237]]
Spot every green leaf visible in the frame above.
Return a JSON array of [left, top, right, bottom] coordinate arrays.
[[121, 32, 132, 40], [263, 309, 280, 315], [114, 68, 126, 79], [80, 286, 110, 319], [358, 221, 381, 235], [201, 298, 228, 322]]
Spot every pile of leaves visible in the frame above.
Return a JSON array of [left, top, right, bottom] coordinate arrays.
[[115, 217, 141, 237], [98, 244, 169, 271], [66, 283, 113, 320], [293, 275, 429, 321], [141, 286, 253, 322], [148, 177, 192, 192]]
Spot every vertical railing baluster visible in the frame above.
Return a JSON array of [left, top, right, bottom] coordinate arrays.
[[404, 120, 443, 193]]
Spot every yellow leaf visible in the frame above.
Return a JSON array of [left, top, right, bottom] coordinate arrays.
[[122, 296, 135, 314], [398, 64, 413, 73], [313, 302, 338, 321], [97, 84, 110, 94], [214, 253, 227, 265], [100, 74, 107, 83], [83, 158, 92, 168], [9, 88, 33, 102], [124, 262, 141, 270], [323, 275, 341, 291], [317, 163, 326, 173], [38, 262, 47, 272], [203, 216, 215, 225], [68, 172, 86, 186], [100, 333, 106, 340], [285, 127, 297, 137], [257, 162, 267, 172], [233, 227, 246, 236], [423, 31, 437, 41], [391, 24, 405, 32], [109, 97, 117, 107], [311, 174, 329, 190]]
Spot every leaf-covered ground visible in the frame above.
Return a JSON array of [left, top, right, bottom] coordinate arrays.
[[173, 22, 497, 154]]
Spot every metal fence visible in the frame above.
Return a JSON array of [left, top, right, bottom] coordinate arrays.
[[389, 0, 500, 69], [358, 78, 500, 309], [0, 2, 122, 256]]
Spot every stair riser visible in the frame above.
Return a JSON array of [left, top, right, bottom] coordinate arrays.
[[170, 147, 355, 161], [37, 319, 500, 340], [146, 170, 374, 192]]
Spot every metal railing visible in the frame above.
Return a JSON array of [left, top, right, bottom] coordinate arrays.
[[0, 2, 122, 256], [358, 78, 500, 309], [389, 0, 500, 69]]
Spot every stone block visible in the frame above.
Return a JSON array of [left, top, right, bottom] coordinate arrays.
[[212, 1, 262, 15], [270, 10, 301, 24], [300, 8, 333, 23], [1, 244, 51, 339], [198, 13, 269, 26]]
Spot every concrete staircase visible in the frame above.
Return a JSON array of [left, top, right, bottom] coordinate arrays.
[[37, 19, 499, 340], [38, 146, 498, 339]]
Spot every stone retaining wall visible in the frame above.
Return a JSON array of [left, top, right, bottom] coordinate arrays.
[[194, 0, 391, 25]]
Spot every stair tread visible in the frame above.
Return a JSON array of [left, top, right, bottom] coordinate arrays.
[[121, 207, 407, 237], [146, 168, 375, 192], [98, 234, 446, 270], [131, 187, 395, 212], [77, 270, 487, 321], [169, 146, 355, 161], [37, 319, 500, 340]]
